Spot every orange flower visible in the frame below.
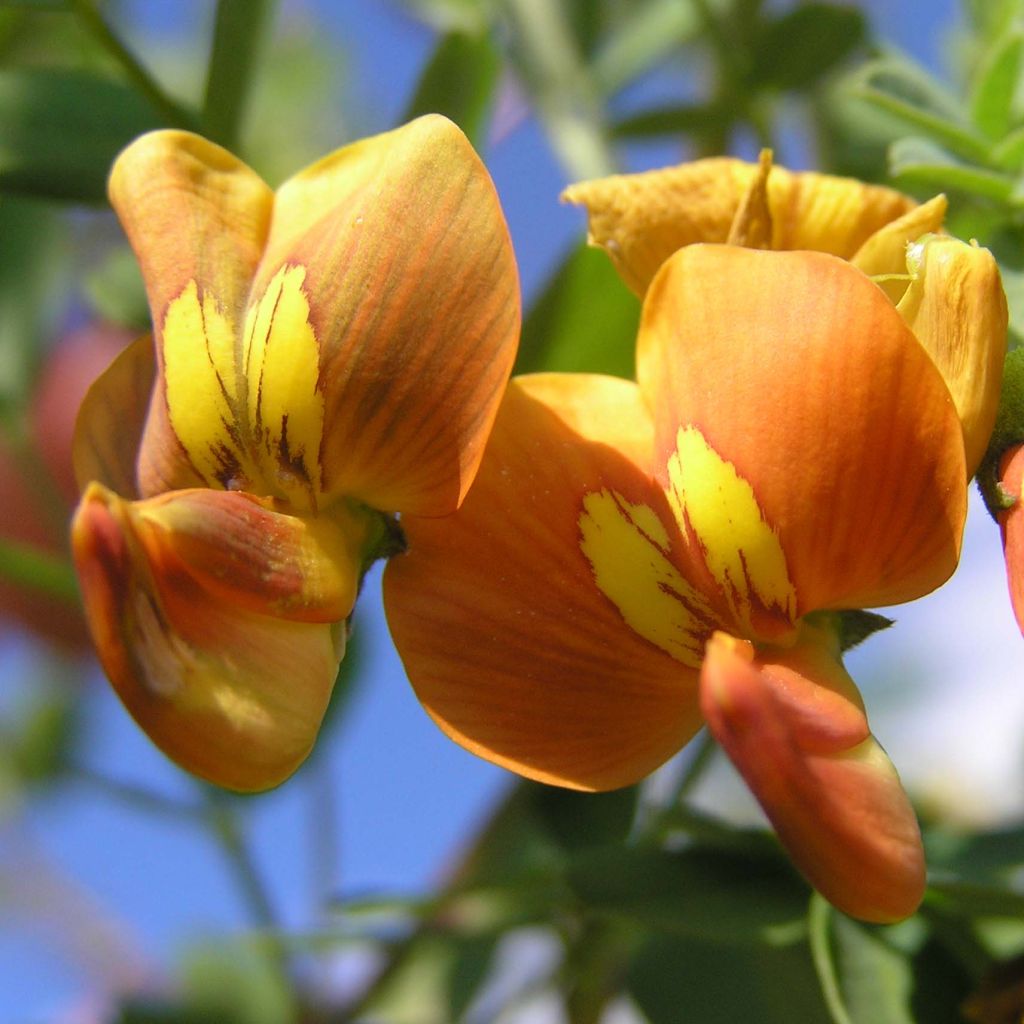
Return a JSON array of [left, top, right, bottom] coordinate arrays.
[[71, 117, 520, 790], [998, 444, 1024, 634], [384, 157, 1006, 923]]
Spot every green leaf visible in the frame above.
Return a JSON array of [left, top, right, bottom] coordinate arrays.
[[0, 67, 166, 202], [831, 915, 915, 1024], [11, 692, 76, 785], [853, 58, 991, 165], [516, 242, 639, 377], [628, 933, 832, 1024], [888, 136, 1016, 204], [404, 30, 502, 147], [202, 0, 277, 151], [567, 844, 809, 944], [397, 0, 492, 35], [969, 29, 1024, 140], [749, 4, 866, 91]]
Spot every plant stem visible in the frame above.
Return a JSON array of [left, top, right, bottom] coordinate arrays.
[[202, 0, 277, 151], [69, 0, 198, 130], [808, 892, 855, 1024]]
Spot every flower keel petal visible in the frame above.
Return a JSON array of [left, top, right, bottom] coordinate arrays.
[[700, 629, 926, 923], [71, 483, 344, 790]]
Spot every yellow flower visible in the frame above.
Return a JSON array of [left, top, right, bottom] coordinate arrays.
[[71, 116, 520, 791], [383, 157, 1007, 923]]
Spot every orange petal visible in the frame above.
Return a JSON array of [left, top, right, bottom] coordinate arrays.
[[637, 245, 967, 614], [700, 628, 925, 923], [109, 131, 274, 497], [384, 374, 705, 791], [260, 114, 520, 516], [71, 483, 350, 790], [896, 235, 1007, 478], [562, 159, 914, 295], [998, 444, 1024, 635], [73, 335, 155, 498]]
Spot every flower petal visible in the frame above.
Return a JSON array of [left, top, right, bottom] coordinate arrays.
[[896, 235, 1007, 477], [562, 159, 914, 295], [700, 628, 925, 923], [259, 114, 520, 516], [384, 374, 705, 791], [849, 194, 948, 303], [73, 334, 155, 498], [637, 245, 967, 614], [109, 130, 274, 497], [999, 444, 1024, 635], [71, 483, 348, 790]]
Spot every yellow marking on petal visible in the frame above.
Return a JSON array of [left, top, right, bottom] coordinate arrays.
[[667, 426, 796, 635], [162, 280, 257, 490], [243, 265, 324, 509], [579, 489, 718, 667]]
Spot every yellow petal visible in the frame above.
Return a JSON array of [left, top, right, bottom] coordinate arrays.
[[896, 235, 1008, 477], [700, 628, 925, 923], [562, 158, 914, 295], [71, 483, 350, 790], [73, 335, 154, 498], [637, 245, 967, 614], [259, 114, 520, 515], [109, 131, 274, 497], [384, 374, 705, 791], [849, 194, 948, 303]]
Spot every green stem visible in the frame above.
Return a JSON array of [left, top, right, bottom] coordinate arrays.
[[0, 537, 79, 603], [69, 0, 198, 130], [202, 0, 277, 151], [75, 765, 206, 820], [808, 892, 855, 1024]]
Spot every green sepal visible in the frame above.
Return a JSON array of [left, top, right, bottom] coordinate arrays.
[[977, 347, 1024, 518]]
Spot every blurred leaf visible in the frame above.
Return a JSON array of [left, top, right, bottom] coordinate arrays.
[[0, 196, 66, 409], [0, 67, 166, 201], [993, 125, 1024, 171], [927, 825, 1024, 881], [831, 915, 915, 1023], [928, 879, 1024, 919], [970, 30, 1024, 141], [567, 844, 808, 944], [749, 4, 866, 91], [404, 29, 502, 146], [591, 0, 701, 95], [612, 101, 730, 140], [82, 245, 150, 331], [854, 58, 991, 164], [628, 932, 832, 1023], [179, 941, 296, 1024], [114, 999, 224, 1024], [498, 0, 616, 179], [888, 136, 1015, 203], [202, 0, 277, 151], [529, 783, 638, 852], [515, 242, 639, 377], [0, 538, 78, 602], [11, 691, 76, 785]]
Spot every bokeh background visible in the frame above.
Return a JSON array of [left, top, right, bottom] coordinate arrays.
[[3, 1, 1022, 1021]]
